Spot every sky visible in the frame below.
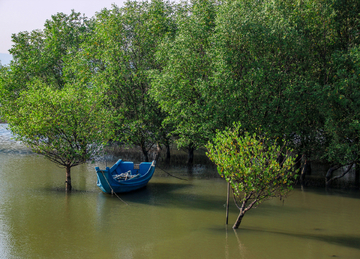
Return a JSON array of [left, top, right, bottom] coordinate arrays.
[[0, 0, 126, 64]]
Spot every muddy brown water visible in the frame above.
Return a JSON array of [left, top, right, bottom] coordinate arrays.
[[0, 124, 360, 258]]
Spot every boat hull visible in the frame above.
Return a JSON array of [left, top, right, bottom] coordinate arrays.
[[95, 160, 156, 194]]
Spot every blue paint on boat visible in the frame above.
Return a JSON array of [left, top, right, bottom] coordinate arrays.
[[95, 159, 156, 193]]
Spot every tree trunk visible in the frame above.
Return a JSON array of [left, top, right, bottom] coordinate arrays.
[[300, 158, 311, 185], [226, 182, 230, 225], [233, 210, 245, 229], [187, 143, 195, 164], [166, 143, 171, 161], [326, 162, 355, 186], [65, 166, 72, 191], [140, 143, 149, 162], [305, 160, 312, 175], [155, 143, 162, 162], [325, 164, 340, 183], [143, 151, 149, 162]]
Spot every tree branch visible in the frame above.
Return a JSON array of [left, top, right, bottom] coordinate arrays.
[[326, 162, 355, 185]]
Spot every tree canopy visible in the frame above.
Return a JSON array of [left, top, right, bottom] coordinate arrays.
[[1, 0, 360, 188], [207, 123, 297, 228], [72, 0, 177, 161], [2, 81, 113, 191], [152, 0, 360, 181], [0, 11, 111, 191]]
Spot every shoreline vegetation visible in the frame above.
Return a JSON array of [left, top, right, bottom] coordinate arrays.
[[1, 0, 359, 193], [1, 121, 355, 189], [104, 142, 360, 189]]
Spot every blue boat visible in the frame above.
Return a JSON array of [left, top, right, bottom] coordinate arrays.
[[95, 159, 156, 194]]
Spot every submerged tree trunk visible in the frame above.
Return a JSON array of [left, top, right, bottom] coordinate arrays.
[[232, 193, 258, 229], [325, 164, 341, 183], [65, 166, 72, 191], [233, 211, 245, 229], [187, 143, 195, 164], [226, 182, 230, 225], [233, 196, 248, 229], [326, 162, 355, 186], [165, 143, 171, 161]]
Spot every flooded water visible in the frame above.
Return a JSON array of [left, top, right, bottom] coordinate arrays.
[[0, 123, 360, 258]]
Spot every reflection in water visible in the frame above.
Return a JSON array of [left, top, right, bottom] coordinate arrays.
[[0, 124, 360, 258], [233, 228, 247, 259]]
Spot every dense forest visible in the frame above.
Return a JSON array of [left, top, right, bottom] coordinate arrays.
[[0, 0, 359, 189]]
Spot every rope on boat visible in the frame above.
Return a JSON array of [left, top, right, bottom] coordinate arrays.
[[156, 165, 188, 181], [101, 171, 129, 205]]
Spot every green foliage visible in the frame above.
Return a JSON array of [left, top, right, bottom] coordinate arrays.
[[7, 10, 93, 95], [1, 0, 360, 185], [305, 0, 360, 169], [152, 0, 360, 175], [0, 11, 109, 190], [3, 81, 113, 168], [321, 46, 360, 165], [73, 0, 176, 160], [150, 0, 218, 149], [206, 123, 297, 228], [211, 0, 327, 158]]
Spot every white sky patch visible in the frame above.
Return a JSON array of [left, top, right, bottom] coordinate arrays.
[[0, 0, 126, 54]]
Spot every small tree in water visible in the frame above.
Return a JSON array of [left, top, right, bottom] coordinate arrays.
[[206, 123, 297, 229], [1, 81, 113, 191]]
